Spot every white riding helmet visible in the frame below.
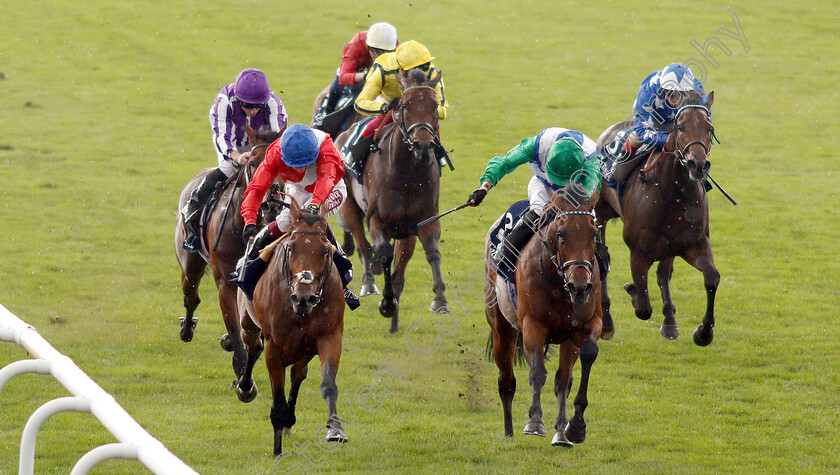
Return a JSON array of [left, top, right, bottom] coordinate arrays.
[[366, 22, 398, 51], [659, 63, 697, 92]]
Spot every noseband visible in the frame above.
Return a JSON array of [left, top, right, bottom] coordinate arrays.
[[543, 210, 597, 286], [395, 85, 438, 152], [670, 104, 718, 168], [282, 230, 333, 309]]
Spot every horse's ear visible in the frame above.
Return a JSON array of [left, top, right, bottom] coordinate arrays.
[[705, 91, 714, 110], [396, 71, 409, 90], [246, 125, 256, 144], [427, 73, 441, 89], [318, 203, 328, 221], [289, 197, 301, 223]]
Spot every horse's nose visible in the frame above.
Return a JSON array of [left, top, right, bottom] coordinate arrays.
[[703, 161, 711, 172], [565, 282, 593, 304], [289, 294, 300, 306]]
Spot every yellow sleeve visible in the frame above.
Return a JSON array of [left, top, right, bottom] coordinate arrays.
[[354, 64, 386, 116], [431, 67, 448, 120]]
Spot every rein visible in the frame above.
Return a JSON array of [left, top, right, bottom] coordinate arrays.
[[282, 229, 333, 310], [214, 141, 271, 251]]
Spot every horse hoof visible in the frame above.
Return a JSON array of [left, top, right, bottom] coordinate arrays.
[[379, 298, 398, 319], [371, 260, 384, 275], [236, 380, 258, 403], [342, 235, 355, 257], [220, 333, 233, 352], [326, 427, 348, 443], [693, 325, 714, 346], [429, 299, 450, 313], [523, 420, 546, 437], [623, 283, 636, 297], [660, 323, 680, 340], [360, 283, 380, 297], [179, 317, 197, 342], [600, 319, 615, 340], [551, 431, 573, 447], [566, 421, 586, 444]]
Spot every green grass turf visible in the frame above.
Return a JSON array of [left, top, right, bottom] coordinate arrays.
[[1, 0, 839, 473]]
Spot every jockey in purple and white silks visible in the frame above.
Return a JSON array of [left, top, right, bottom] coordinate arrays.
[[603, 63, 708, 186], [181, 68, 288, 252]]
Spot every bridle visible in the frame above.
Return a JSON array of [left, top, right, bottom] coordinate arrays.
[[667, 104, 718, 168], [541, 209, 598, 286], [282, 229, 333, 309], [394, 85, 438, 153]]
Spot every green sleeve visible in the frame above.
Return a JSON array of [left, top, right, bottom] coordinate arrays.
[[578, 153, 603, 193], [479, 136, 537, 186]]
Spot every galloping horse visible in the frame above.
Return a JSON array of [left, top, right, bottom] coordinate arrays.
[[338, 68, 449, 334], [485, 186, 603, 446], [174, 127, 280, 379], [595, 91, 719, 345], [235, 198, 347, 456]]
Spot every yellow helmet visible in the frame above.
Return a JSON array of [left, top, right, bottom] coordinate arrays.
[[395, 40, 434, 70]]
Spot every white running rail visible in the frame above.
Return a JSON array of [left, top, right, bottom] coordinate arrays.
[[0, 303, 198, 475]]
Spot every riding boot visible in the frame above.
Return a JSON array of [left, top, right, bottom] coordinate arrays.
[[182, 168, 227, 252], [494, 209, 541, 282], [232, 224, 283, 301], [325, 226, 361, 310], [346, 134, 374, 180], [595, 240, 611, 279]]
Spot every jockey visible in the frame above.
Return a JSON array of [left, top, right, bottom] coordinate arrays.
[[344, 40, 449, 176], [468, 128, 603, 282], [313, 22, 399, 123], [603, 62, 708, 186], [239, 124, 360, 309], [181, 68, 288, 252]]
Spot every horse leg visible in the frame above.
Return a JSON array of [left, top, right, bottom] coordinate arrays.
[[551, 342, 579, 447], [317, 331, 347, 443], [387, 237, 417, 334], [283, 361, 310, 432], [341, 194, 379, 296], [566, 333, 600, 445], [216, 279, 247, 380], [178, 254, 206, 342], [417, 220, 450, 313], [235, 313, 263, 403], [625, 250, 654, 321], [657, 257, 679, 340], [522, 318, 548, 437], [335, 211, 355, 257], [265, 343, 289, 456], [487, 303, 517, 437], [597, 228, 614, 340], [682, 240, 719, 346], [369, 215, 398, 326]]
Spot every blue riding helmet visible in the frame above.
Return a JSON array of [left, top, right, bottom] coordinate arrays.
[[659, 63, 697, 92], [281, 124, 319, 167]]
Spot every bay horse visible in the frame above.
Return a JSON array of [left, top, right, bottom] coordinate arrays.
[[234, 198, 347, 456], [485, 186, 603, 446], [338, 68, 449, 334], [174, 126, 280, 379], [594, 91, 719, 345]]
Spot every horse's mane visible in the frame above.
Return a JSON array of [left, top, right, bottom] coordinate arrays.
[[559, 185, 593, 212], [681, 90, 705, 107], [407, 68, 428, 87], [255, 127, 281, 144]]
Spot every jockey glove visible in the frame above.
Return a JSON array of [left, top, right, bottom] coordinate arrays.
[[468, 188, 487, 207], [306, 203, 321, 214], [243, 224, 258, 245], [382, 98, 401, 114]]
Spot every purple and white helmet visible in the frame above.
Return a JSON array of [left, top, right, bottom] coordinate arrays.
[[234, 68, 271, 104], [659, 63, 697, 92]]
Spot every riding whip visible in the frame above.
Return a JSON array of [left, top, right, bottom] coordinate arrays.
[[416, 202, 470, 228], [707, 173, 738, 206]]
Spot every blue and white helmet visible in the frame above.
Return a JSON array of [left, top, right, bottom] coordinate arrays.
[[659, 63, 697, 92]]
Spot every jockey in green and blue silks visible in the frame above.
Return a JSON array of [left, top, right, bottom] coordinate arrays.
[[468, 128, 602, 281]]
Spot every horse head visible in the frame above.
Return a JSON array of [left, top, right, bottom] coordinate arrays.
[[667, 91, 715, 183], [548, 186, 599, 305], [283, 198, 334, 317], [246, 125, 282, 170], [395, 68, 441, 164]]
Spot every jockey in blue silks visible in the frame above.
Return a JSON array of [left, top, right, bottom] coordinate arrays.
[[603, 63, 709, 186]]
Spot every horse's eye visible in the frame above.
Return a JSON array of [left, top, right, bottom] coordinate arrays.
[[676, 125, 685, 132]]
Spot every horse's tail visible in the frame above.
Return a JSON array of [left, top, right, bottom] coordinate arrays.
[[484, 331, 529, 367], [484, 331, 553, 366]]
